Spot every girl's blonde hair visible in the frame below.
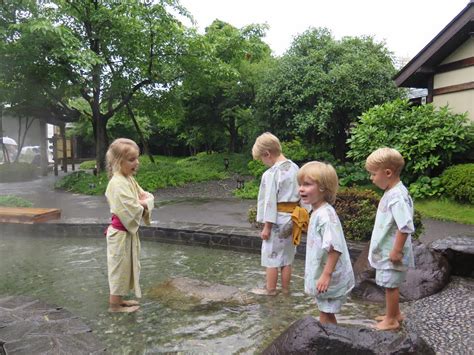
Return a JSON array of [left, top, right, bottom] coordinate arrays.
[[106, 138, 140, 178], [252, 132, 282, 160], [365, 147, 405, 176], [297, 161, 339, 205]]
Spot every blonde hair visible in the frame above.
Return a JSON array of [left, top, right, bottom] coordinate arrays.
[[252, 132, 282, 160], [365, 147, 405, 176], [106, 138, 140, 178], [297, 161, 339, 205]]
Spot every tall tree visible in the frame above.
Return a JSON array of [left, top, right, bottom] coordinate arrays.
[[180, 20, 271, 153], [1, 0, 189, 171], [255, 28, 401, 160]]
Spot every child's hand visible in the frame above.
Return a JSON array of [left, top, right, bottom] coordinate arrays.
[[139, 192, 149, 200], [260, 224, 271, 240], [316, 272, 331, 293], [389, 249, 403, 263]]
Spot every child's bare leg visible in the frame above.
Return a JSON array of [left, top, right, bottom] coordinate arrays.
[[281, 265, 292, 293], [266, 267, 278, 294], [375, 288, 400, 330], [319, 311, 337, 324]]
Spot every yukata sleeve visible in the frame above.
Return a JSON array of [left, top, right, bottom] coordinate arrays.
[[389, 197, 415, 234], [109, 179, 144, 234], [137, 183, 154, 226], [261, 170, 278, 224], [319, 212, 346, 254]]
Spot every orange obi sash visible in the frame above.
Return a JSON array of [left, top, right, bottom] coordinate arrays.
[[277, 202, 309, 246]]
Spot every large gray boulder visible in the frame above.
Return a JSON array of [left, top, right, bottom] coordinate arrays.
[[262, 316, 434, 354], [149, 277, 254, 310], [430, 235, 474, 277], [0, 296, 105, 354], [352, 241, 450, 302]]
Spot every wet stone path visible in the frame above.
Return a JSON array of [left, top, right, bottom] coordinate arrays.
[[405, 277, 474, 354]]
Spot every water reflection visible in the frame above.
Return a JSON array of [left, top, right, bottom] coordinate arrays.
[[0, 233, 382, 353]]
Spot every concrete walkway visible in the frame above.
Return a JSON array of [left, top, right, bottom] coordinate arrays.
[[0, 171, 472, 242]]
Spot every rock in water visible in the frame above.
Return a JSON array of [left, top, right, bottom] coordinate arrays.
[[149, 277, 254, 309], [262, 316, 434, 354]]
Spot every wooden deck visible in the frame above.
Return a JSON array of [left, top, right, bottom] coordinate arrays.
[[0, 207, 61, 224]]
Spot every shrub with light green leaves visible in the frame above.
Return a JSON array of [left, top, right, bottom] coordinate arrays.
[[409, 176, 445, 200], [440, 163, 474, 204], [347, 99, 471, 183], [0, 195, 33, 207]]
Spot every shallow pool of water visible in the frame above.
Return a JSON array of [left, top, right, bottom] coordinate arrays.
[[0, 233, 383, 353]]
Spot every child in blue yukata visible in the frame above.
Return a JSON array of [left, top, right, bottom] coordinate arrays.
[[366, 147, 415, 330], [251, 132, 306, 296], [297, 161, 354, 324]]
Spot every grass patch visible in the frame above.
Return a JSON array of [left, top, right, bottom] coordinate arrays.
[[56, 152, 250, 195], [0, 195, 34, 207], [414, 199, 474, 225]]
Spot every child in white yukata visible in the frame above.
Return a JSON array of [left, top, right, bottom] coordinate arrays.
[[298, 161, 354, 324], [105, 138, 154, 313], [366, 147, 415, 330], [251, 132, 307, 296]]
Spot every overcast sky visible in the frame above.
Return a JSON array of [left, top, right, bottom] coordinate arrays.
[[179, 0, 469, 61]]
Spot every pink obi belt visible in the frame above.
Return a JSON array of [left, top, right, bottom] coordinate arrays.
[[104, 214, 127, 235]]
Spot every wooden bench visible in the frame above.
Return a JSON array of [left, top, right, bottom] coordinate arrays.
[[0, 207, 61, 224]]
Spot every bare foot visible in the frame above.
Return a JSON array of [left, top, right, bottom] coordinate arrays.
[[281, 288, 290, 295], [108, 305, 140, 313], [373, 318, 400, 331], [121, 300, 139, 307], [250, 288, 278, 296], [374, 313, 404, 322]]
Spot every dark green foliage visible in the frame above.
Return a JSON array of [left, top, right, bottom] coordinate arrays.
[[0, 162, 38, 182], [54, 170, 108, 195], [0, 195, 33, 207], [334, 188, 380, 241], [440, 164, 474, 204], [335, 188, 422, 241], [348, 99, 472, 183]]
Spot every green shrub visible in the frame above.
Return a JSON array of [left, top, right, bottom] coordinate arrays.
[[348, 99, 472, 183], [79, 160, 96, 170], [409, 176, 445, 200], [336, 162, 370, 187], [440, 163, 474, 204], [336, 188, 422, 241], [335, 188, 380, 241], [0, 162, 38, 182], [0, 195, 33, 207], [234, 179, 259, 199], [246, 188, 422, 240]]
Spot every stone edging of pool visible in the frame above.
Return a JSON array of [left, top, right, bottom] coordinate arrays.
[[1, 220, 366, 262]]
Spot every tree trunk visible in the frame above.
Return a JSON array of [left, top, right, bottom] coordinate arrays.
[[95, 115, 108, 173], [126, 103, 155, 164]]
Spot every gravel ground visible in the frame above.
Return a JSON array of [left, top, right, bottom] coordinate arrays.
[[404, 276, 474, 354]]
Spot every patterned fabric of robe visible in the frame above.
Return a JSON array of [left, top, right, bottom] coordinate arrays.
[[105, 172, 154, 298], [368, 181, 415, 272], [256, 159, 300, 268], [304, 203, 355, 299]]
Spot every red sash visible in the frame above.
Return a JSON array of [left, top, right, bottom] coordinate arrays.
[[104, 214, 127, 235]]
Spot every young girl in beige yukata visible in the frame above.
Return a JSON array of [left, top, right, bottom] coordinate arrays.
[[251, 132, 308, 296], [105, 138, 154, 313]]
